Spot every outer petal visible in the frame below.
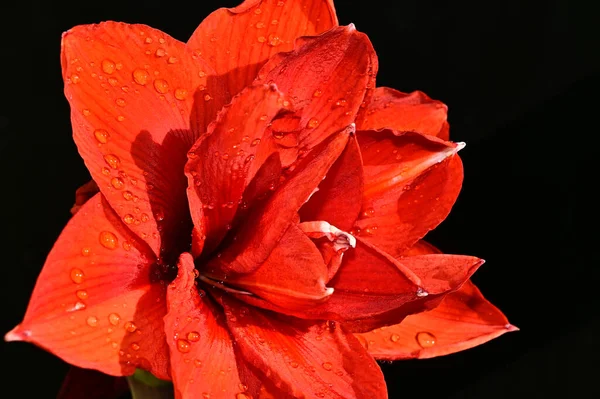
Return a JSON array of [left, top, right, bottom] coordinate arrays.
[[356, 280, 517, 360], [5, 194, 169, 379], [185, 84, 289, 256], [204, 125, 351, 276], [164, 253, 260, 399], [299, 135, 364, 231], [219, 224, 331, 310], [354, 131, 464, 258], [57, 367, 128, 399], [357, 88, 450, 139], [222, 297, 388, 399], [256, 25, 378, 161], [187, 0, 337, 103], [62, 22, 223, 257]]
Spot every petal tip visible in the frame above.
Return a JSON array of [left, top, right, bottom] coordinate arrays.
[[347, 23, 357, 31], [455, 141, 466, 151], [505, 323, 519, 332], [4, 325, 30, 342]]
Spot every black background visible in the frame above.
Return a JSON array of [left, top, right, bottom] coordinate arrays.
[[1, 0, 598, 397]]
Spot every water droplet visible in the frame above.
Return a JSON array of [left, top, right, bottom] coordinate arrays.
[[177, 339, 191, 353], [416, 331, 436, 348], [84, 316, 97, 328], [99, 231, 118, 249], [124, 321, 137, 333], [115, 98, 126, 107], [257, 36, 266, 43], [236, 394, 250, 399], [187, 331, 200, 342], [111, 341, 119, 349], [71, 74, 81, 84], [289, 361, 299, 368], [268, 34, 282, 47], [167, 56, 178, 64], [111, 177, 125, 190], [194, 359, 202, 367], [153, 79, 169, 94], [335, 99, 347, 107], [254, 8, 262, 14], [154, 210, 165, 221], [133, 69, 149, 85], [313, 89, 323, 97], [362, 207, 375, 217], [83, 109, 91, 116], [140, 213, 149, 223], [122, 241, 132, 251], [81, 247, 91, 256], [94, 129, 110, 144], [122, 191, 134, 201], [250, 138, 261, 146], [322, 362, 333, 371], [104, 154, 120, 169], [108, 313, 121, 326], [70, 268, 84, 284], [271, 19, 279, 25], [76, 290, 88, 300], [144, 37, 153, 44], [390, 334, 400, 342], [307, 118, 319, 128], [256, 21, 266, 29], [123, 214, 134, 224], [204, 94, 212, 101], [130, 342, 140, 351], [116, 115, 125, 122], [174, 88, 188, 100]]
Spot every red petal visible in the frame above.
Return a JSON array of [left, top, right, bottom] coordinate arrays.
[[299, 135, 364, 231], [185, 84, 288, 256], [355, 280, 517, 359], [70, 180, 99, 215], [354, 130, 464, 257], [217, 224, 331, 310], [164, 253, 260, 399], [62, 22, 223, 257], [222, 297, 388, 399], [5, 194, 170, 379], [256, 25, 378, 161], [357, 88, 450, 139], [187, 0, 337, 103], [57, 367, 128, 399], [205, 125, 351, 276]]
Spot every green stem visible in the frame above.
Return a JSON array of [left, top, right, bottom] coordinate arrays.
[[126, 370, 174, 399]]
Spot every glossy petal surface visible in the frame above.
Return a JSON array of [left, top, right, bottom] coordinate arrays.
[[6, 194, 169, 378], [188, 0, 337, 103]]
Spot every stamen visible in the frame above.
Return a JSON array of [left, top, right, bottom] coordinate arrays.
[[197, 275, 254, 296]]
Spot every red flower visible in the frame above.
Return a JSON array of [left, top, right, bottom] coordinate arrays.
[[6, 1, 516, 397]]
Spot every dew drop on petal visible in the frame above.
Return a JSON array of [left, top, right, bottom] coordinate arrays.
[[174, 88, 188, 100], [313, 89, 323, 97], [115, 98, 126, 107], [70, 268, 84, 284], [81, 247, 91, 256], [86, 316, 98, 327], [177, 339, 191, 353], [187, 331, 200, 342], [390, 334, 400, 343], [123, 214, 134, 224], [104, 154, 120, 169], [268, 34, 282, 47], [153, 79, 169, 94], [108, 313, 121, 326], [76, 290, 88, 300], [99, 231, 118, 249], [289, 361, 299, 368], [416, 331, 436, 348], [124, 321, 137, 333], [111, 177, 125, 190], [123, 191, 134, 201], [133, 69, 149, 85], [122, 241, 132, 251], [322, 362, 333, 371], [167, 56, 177, 64], [130, 342, 140, 351], [94, 129, 110, 144], [307, 118, 319, 128], [250, 138, 261, 147], [155, 48, 166, 57]]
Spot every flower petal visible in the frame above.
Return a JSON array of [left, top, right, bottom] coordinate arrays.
[[5, 194, 169, 378], [185, 84, 288, 256], [354, 130, 464, 258], [57, 367, 128, 399], [299, 135, 364, 231], [187, 0, 337, 103], [205, 124, 352, 276], [256, 25, 378, 161], [357, 88, 450, 139], [216, 224, 331, 310], [222, 297, 388, 399], [62, 22, 223, 257], [164, 253, 260, 399], [356, 280, 517, 360]]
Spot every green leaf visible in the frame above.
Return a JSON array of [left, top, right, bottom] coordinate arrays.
[[127, 369, 174, 399]]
